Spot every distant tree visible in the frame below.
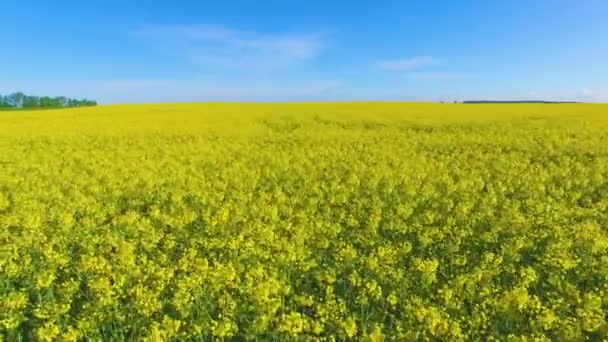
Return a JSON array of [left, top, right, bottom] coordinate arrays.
[[39, 96, 57, 108], [6, 92, 26, 108], [55, 96, 69, 107], [0, 94, 10, 108], [23, 96, 40, 108], [0, 92, 97, 110]]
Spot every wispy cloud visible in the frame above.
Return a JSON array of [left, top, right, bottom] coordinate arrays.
[[575, 88, 608, 102], [505, 88, 608, 103], [407, 72, 462, 80], [574, 88, 608, 102], [133, 25, 325, 70], [376, 56, 435, 71]]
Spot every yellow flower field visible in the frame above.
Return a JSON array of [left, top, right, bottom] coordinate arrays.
[[1, 102, 608, 340]]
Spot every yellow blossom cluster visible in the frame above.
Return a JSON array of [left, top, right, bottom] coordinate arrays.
[[1, 103, 608, 340]]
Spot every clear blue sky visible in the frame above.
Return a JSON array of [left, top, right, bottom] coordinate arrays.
[[1, 0, 607, 103]]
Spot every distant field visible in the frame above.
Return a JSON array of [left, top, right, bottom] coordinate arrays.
[[2, 103, 608, 341]]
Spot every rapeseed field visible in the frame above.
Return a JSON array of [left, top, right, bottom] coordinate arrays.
[[1, 103, 608, 340]]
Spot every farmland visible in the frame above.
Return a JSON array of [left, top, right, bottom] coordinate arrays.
[[1, 103, 608, 341]]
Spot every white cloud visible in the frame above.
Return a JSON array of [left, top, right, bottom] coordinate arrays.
[[133, 25, 325, 70], [575, 88, 608, 102], [519, 89, 608, 102], [483, 89, 608, 103], [407, 72, 461, 80], [376, 56, 435, 71]]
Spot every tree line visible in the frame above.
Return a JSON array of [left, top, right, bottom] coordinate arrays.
[[0, 92, 97, 109]]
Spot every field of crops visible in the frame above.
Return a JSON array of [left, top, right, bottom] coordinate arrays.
[[1, 103, 608, 341]]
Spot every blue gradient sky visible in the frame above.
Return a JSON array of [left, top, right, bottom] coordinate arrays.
[[1, 0, 607, 103]]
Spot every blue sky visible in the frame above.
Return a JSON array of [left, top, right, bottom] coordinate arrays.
[[1, 0, 607, 103]]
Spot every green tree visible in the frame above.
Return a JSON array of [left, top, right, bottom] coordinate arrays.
[[0, 92, 97, 109], [7, 92, 26, 108], [55, 96, 69, 107], [23, 95, 40, 108], [0, 94, 10, 108]]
